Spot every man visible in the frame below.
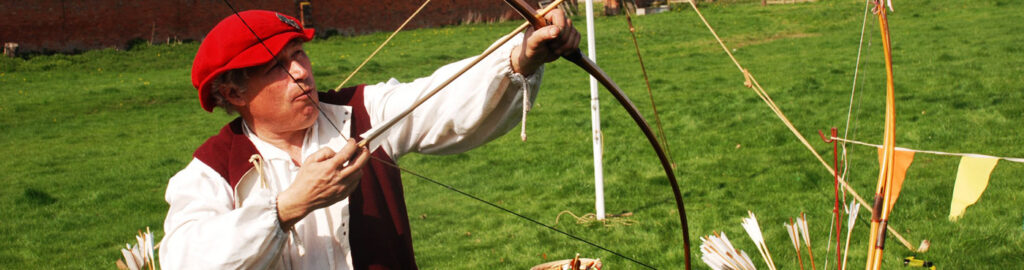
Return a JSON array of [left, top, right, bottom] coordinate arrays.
[[160, 9, 579, 269]]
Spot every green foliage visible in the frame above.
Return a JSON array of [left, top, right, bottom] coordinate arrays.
[[1, 0, 1022, 268]]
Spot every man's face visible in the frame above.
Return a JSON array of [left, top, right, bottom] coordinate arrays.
[[240, 40, 319, 132]]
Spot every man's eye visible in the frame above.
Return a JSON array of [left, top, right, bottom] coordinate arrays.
[[251, 62, 274, 75], [275, 57, 291, 68], [264, 63, 279, 74]]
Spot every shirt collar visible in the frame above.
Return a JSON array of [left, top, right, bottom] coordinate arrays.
[[241, 119, 321, 163]]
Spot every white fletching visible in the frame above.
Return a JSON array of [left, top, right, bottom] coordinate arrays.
[[121, 247, 140, 270], [841, 202, 862, 270], [797, 213, 811, 247], [742, 211, 777, 270], [739, 250, 757, 270], [847, 202, 861, 229], [785, 222, 800, 250], [120, 228, 157, 270], [700, 232, 757, 270], [741, 211, 764, 244], [701, 236, 732, 269], [720, 233, 738, 253]]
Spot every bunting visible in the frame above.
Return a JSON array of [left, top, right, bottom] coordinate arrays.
[[949, 155, 1000, 221], [834, 137, 1016, 221], [877, 147, 915, 209]]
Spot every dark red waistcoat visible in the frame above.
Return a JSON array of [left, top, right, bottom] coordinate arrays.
[[193, 85, 417, 270]]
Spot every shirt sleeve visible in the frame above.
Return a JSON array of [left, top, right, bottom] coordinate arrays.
[[361, 33, 544, 159], [158, 158, 288, 269]]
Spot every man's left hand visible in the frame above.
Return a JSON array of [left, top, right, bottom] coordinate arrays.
[[511, 9, 581, 76]]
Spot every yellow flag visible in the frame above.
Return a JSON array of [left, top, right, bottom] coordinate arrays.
[[949, 155, 1000, 221]]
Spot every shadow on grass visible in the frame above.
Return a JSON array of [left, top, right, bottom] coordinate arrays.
[[22, 188, 57, 206]]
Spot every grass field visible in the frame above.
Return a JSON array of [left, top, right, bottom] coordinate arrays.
[[2, 0, 1022, 268]]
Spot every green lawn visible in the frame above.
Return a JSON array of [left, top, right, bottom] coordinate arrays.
[[1, 0, 1022, 268]]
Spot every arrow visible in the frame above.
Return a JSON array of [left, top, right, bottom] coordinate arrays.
[[741, 211, 777, 270]]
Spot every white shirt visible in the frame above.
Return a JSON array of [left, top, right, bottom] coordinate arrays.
[[159, 34, 542, 269]]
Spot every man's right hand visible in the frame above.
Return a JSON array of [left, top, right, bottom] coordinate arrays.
[[276, 139, 371, 229]]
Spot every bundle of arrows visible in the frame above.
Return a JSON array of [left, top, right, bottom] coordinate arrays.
[[116, 227, 157, 270], [700, 232, 756, 270]]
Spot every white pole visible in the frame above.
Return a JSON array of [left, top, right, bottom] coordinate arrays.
[[585, 0, 605, 220]]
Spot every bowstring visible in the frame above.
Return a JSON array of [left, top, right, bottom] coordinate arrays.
[[826, 1, 875, 268], [219, 1, 657, 268], [840, 0, 876, 203], [369, 155, 657, 269]]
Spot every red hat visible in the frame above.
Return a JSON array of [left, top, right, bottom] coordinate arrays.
[[192, 10, 315, 112]]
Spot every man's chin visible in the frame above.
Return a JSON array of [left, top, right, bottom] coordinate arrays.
[[296, 108, 315, 120], [299, 110, 319, 123]]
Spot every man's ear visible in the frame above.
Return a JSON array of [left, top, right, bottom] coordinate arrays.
[[219, 86, 247, 107]]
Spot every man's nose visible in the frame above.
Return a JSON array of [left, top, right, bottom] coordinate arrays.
[[288, 59, 311, 80]]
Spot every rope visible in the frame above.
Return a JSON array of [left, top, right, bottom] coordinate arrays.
[[369, 155, 657, 269], [516, 73, 532, 141], [333, 0, 432, 91], [830, 137, 1024, 163], [683, 1, 920, 251], [555, 210, 637, 227], [685, 1, 839, 191]]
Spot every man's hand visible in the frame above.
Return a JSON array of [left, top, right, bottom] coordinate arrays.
[[511, 8, 581, 76], [276, 139, 371, 229]]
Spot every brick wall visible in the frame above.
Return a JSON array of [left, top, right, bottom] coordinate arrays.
[[0, 0, 519, 53]]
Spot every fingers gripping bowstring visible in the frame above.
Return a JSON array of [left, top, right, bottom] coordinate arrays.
[[220, 0, 657, 267]]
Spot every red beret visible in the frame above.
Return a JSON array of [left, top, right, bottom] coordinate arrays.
[[191, 10, 315, 112]]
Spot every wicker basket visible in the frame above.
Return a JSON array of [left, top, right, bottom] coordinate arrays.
[[530, 258, 602, 270]]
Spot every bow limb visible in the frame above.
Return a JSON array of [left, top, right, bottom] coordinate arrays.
[[570, 49, 694, 270], [866, 2, 899, 269], [502, 1, 692, 269]]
